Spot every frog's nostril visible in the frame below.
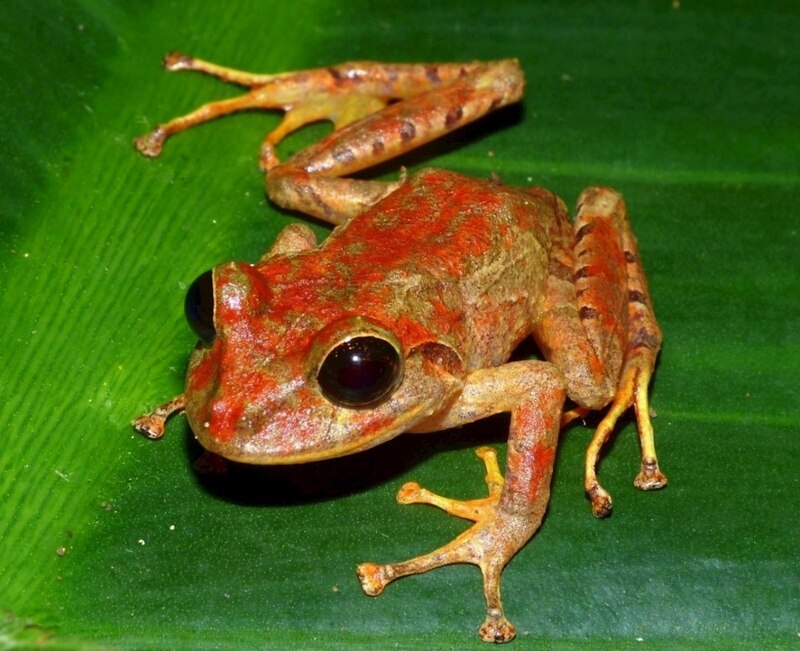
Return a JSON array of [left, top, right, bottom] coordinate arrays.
[[185, 269, 216, 345]]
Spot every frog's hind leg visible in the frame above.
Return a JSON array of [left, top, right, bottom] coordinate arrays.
[[135, 54, 524, 225], [159, 52, 291, 87], [533, 187, 665, 517], [584, 339, 664, 516], [134, 56, 389, 159], [575, 188, 666, 517], [266, 59, 523, 223], [135, 56, 521, 174]]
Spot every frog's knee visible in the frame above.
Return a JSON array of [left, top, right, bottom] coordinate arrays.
[[566, 375, 616, 411], [265, 167, 298, 210]]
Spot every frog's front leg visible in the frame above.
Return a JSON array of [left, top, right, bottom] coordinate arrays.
[[132, 394, 185, 439], [358, 361, 566, 644]]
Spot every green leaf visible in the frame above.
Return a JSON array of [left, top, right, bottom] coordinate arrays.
[[2, 1, 798, 649]]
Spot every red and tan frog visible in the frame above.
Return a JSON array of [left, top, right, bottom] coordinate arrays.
[[132, 54, 666, 643]]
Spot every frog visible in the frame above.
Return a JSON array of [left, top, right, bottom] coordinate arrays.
[[132, 53, 666, 643]]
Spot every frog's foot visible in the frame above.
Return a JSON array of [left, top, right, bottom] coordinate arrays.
[[131, 394, 185, 440], [256, 94, 387, 172], [584, 353, 667, 518], [357, 447, 522, 644], [134, 55, 393, 165], [397, 446, 504, 517]]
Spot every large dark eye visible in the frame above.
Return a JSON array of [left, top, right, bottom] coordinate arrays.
[[184, 269, 215, 345], [317, 336, 403, 408]]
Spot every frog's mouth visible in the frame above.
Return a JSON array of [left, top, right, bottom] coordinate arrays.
[[187, 394, 434, 465], [186, 388, 437, 465], [184, 351, 459, 465]]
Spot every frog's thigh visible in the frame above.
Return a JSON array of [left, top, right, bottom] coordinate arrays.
[[266, 60, 524, 223], [534, 188, 632, 409]]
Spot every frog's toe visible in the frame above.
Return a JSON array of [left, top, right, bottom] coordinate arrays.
[[587, 482, 613, 518], [479, 609, 517, 644], [396, 481, 424, 504], [634, 459, 668, 491], [131, 413, 165, 439], [131, 395, 185, 440], [134, 127, 166, 157], [163, 51, 193, 70], [394, 447, 504, 520], [356, 562, 392, 596]]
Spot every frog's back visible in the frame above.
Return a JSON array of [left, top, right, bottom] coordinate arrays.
[[321, 169, 566, 368]]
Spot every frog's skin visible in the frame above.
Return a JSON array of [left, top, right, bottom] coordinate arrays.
[[133, 54, 666, 643]]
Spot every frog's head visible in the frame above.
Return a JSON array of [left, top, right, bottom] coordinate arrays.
[[181, 261, 462, 464]]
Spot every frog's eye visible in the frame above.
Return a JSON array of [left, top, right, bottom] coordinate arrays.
[[185, 269, 216, 345], [317, 336, 403, 408]]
